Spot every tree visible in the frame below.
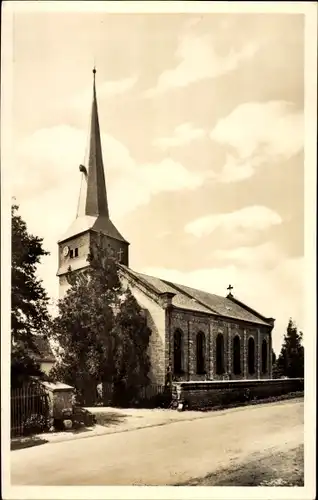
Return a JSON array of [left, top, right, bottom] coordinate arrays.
[[112, 289, 151, 406], [11, 204, 50, 387], [50, 236, 151, 406], [274, 318, 304, 379]]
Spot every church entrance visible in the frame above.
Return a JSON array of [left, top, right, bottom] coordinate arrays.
[[173, 329, 183, 375]]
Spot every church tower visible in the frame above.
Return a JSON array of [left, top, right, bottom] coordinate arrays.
[[57, 68, 129, 298]]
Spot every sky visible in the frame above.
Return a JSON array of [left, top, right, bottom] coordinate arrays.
[[7, 5, 306, 354]]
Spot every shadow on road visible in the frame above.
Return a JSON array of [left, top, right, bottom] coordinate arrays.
[[93, 411, 129, 427]]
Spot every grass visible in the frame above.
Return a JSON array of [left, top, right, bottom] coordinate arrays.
[[11, 436, 49, 451]]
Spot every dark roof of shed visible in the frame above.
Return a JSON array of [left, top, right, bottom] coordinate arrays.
[[33, 336, 55, 362]]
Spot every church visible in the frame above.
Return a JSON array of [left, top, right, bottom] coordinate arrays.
[[57, 69, 275, 386]]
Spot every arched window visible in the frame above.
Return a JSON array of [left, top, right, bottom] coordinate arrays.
[[261, 339, 268, 374], [216, 333, 225, 375], [173, 330, 184, 375], [196, 331, 206, 374], [233, 335, 241, 375], [248, 337, 256, 375]]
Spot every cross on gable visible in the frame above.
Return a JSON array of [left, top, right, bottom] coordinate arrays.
[[227, 284, 234, 297]]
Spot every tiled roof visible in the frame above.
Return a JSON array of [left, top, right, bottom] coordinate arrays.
[[123, 267, 271, 326], [33, 336, 55, 362]]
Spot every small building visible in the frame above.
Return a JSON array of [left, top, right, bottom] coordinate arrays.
[[33, 336, 56, 376]]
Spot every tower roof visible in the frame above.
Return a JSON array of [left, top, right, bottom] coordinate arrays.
[[59, 68, 128, 244], [77, 67, 109, 218]]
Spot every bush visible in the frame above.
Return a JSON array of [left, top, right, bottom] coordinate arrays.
[[23, 414, 49, 436], [140, 389, 172, 409]]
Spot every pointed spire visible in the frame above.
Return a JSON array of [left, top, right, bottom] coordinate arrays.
[[77, 67, 109, 218]]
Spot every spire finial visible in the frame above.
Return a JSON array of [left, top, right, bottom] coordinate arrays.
[[93, 66, 96, 75]]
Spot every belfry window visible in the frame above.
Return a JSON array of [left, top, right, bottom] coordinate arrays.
[[75, 248, 78, 257], [70, 249, 74, 259]]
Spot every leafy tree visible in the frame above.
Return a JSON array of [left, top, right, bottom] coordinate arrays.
[[11, 204, 50, 387], [112, 289, 151, 406], [50, 236, 151, 406], [274, 318, 304, 378]]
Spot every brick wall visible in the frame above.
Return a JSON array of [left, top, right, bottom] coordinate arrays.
[[169, 309, 272, 381]]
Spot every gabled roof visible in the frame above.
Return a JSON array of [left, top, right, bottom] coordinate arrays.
[[33, 336, 55, 362], [121, 266, 273, 327]]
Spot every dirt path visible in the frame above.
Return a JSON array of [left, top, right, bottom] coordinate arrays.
[[11, 398, 304, 486], [180, 444, 304, 486]]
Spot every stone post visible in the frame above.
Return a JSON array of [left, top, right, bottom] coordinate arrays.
[[243, 329, 248, 379], [268, 333, 273, 379]]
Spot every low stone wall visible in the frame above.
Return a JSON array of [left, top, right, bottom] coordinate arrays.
[[172, 378, 304, 410]]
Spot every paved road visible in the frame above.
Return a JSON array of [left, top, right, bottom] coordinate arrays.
[[11, 399, 304, 486]]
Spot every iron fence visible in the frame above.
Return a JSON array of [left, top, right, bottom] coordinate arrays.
[[11, 382, 50, 437], [98, 383, 170, 408]]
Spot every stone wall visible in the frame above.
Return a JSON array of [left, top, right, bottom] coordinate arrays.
[[172, 378, 304, 410], [120, 275, 166, 385]]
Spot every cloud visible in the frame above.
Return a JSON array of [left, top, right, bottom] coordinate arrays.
[[13, 124, 213, 226], [153, 122, 206, 150], [71, 75, 138, 111], [145, 34, 258, 96], [140, 255, 304, 355], [13, 125, 134, 201], [110, 158, 212, 219], [185, 205, 282, 238], [217, 154, 257, 184], [211, 101, 304, 183], [212, 242, 283, 269]]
